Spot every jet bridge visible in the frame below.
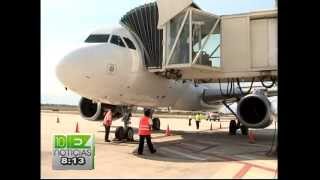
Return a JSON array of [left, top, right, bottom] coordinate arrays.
[[120, 0, 277, 83], [120, 2, 163, 69]]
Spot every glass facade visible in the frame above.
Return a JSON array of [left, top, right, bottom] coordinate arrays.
[[193, 29, 221, 67], [166, 10, 189, 64], [165, 8, 221, 68], [192, 10, 221, 67], [169, 11, 190, 65]]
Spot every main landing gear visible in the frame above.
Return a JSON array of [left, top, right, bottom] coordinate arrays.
[[228, 119, 248, 136], [150, 109, 161, 130], [152, 117, 161, 130], [222, 101, 248, 136]]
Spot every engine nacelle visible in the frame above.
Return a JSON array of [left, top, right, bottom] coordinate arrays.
[[79, 97, 125, 121], [237, 90, 273, 128]]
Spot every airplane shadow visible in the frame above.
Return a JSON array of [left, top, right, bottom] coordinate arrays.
[[97, 126, 277, 163], [133, 129, 277, 163]]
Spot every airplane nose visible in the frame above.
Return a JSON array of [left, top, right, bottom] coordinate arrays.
[[56, 49, 82, 89], [56, 57, 69, 88], [56, 44, 117, 93], [56, 44, 103, 91]]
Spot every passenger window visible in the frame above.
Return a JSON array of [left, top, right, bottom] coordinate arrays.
[[110, 35, 125, 47], [85, 34, 109, 43], [123, 37, 136, 50]]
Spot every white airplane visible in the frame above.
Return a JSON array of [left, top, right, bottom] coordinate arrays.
[[56, 2, 277, 140], [56, 26, 277, 139]]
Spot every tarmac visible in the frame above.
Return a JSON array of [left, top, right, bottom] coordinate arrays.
[[41, 111, 277, 179]]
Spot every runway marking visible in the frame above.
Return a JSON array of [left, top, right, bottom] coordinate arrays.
[[191, 140, 220, 147], [233, 164, 252, 179], [179, 142, 206, 150], [177, 140, 219, 153], [197, 139, 271, 150], [205, 152, 276, 173], [171, 143, 198, 153], [152, 134, 178, 139], [195, 144, 219, 153], [162, 140, 273, 166], [159, 147, 207, 161], [235, 142, 270, 148], [233, 154, 263, 160]]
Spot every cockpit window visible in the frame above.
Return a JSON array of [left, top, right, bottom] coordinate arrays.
[[123, 37, 136, 50], [85, 34, 109, 43], [110, 35, 125, 47]]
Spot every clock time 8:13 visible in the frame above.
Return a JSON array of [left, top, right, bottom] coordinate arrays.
[[60, 157, 86, 165]]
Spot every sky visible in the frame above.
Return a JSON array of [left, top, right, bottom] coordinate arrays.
[[41, 0, 276, 105]]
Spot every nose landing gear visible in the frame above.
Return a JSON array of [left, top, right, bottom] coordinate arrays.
[[115, 126, 125, 140], [115, 111, 134, 141], [114, 108, 161, 141], [124, 127, 134, 141]]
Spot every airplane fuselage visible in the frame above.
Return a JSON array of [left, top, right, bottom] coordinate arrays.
[[56, 27, 217, 111]]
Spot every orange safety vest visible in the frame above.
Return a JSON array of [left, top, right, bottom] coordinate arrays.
[[103, 111, 112, 126], [138, 116, 151, 135]]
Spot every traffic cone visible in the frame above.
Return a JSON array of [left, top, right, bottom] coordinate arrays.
[[210, 123, 213, 131], [75, 122, 80, 133], [56, 116, 60, 123], [165, 124, 171, 136], [248, 130, 255, 143]]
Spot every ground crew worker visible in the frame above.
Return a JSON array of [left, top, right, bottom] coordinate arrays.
[[137, 109, 156, 155], [188, 115, 192, 126], [195, 113, 201, 130], [103, 109, 112, 142]]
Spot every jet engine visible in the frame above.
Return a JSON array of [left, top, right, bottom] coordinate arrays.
[[237, 90, 273, 128], [79, 97, 125, 121]]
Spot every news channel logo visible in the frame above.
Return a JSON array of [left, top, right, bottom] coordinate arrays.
[[52, 133, 95, 170]]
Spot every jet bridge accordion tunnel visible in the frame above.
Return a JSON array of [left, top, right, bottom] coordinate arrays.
[[120, 0, 277, 83], [120, 2, 163, 69]]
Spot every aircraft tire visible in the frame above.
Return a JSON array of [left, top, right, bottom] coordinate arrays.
[[152, 118, 161, 130], [115, 126, 125, 140], [124, 127, 134, 141], [229, 120, 237, 135], [240, 125, 248, 135]]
